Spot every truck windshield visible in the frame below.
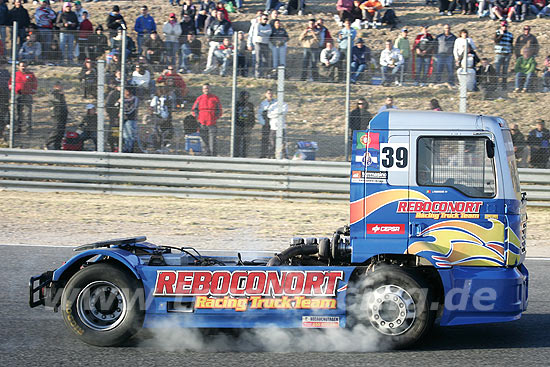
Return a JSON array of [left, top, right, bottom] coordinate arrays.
[[417, 137, 496, 198], [502, 129, 522, 199]]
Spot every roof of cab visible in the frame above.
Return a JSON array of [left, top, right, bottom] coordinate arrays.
[[370, 110, 506, 131]]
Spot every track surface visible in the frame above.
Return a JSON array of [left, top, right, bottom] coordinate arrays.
[[2, 245, 550, 366]]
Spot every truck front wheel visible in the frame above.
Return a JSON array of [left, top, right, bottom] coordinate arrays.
[[348, 265, 435, 349], [61, 263, 145, 346]]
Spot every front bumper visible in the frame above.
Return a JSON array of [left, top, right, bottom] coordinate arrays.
[[29, 271, 54, 308], [438, 264, 529, 326]]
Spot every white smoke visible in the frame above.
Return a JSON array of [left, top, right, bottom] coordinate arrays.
[[140, 321, 383, 352]]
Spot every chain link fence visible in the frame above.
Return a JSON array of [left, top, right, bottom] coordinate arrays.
[[0, 20, 549, 166]]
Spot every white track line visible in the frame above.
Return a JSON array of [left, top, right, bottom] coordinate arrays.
[[1, 243, 549, 260]]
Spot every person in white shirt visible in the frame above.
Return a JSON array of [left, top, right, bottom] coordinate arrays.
[[453, 29, 476, 68], [379, 39, 404, 86], [257, 89, 281, 158], [247, 13, 272, 78], [131, 64, 152, 98], [319, 41, 340, 82]]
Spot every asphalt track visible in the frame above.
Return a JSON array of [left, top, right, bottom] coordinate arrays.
[[1, 244, 550, 366]]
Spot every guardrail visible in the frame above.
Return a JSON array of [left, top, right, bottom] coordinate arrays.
[[1, 149, 549, 206]]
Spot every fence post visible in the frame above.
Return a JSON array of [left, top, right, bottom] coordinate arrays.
[[8, 21, 17, 149], [118, 26, 127, 152], [458, 38, 469, 113], [344, 33, 351, 161], [230, 31, 238, 157], [276, 66, 285, 160], [97, 60, 105, 152]]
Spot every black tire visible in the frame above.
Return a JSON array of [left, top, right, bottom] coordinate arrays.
[[61, 263, 145, 346], [347, 265, 435, 349]]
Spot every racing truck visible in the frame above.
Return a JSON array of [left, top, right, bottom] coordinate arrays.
[[29, 110, 529, 349]]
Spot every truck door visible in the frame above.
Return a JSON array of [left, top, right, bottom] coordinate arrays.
[[361, 130, 410, 256], [407, 132, 506, 267]]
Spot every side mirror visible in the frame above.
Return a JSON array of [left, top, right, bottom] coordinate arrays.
[[486, 139, 495, 159]]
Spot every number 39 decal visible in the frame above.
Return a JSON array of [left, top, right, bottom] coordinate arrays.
[[380, 143, 409, 171]]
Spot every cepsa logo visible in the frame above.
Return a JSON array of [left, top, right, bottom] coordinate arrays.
[[367, 224, 405, 234], [154, 270, 344, 297]]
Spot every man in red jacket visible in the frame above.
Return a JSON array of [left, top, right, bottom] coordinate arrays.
[[191, 83, 222, 156], [9, 61, 37, 133]]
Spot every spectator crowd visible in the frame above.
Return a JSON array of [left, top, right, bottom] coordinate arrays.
[[0, 0, 548, 166]]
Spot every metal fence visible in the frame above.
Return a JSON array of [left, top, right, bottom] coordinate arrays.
[[1, 14, 550, 166], [1, 149, 549, 206]]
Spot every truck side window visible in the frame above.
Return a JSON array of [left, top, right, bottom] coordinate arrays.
[[417, 137, 496, 198]]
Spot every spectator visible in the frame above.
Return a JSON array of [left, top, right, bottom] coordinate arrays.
[[380, 39, 403, 86], [493, 0, 516, 21], [527, 119, 550, 168], [0, 60, 9, 137], [134, 5, 157, 56], [180, 13, 197, 36], [215, 1, 230, 21], [111, 28, 136, 60], [320, 41, 340, 82], [248, 12, 271, 78], [336, 0, 354, 23], [258, 89, 277, 158], [45, 81, 68, 150], [394, 28, 410, 84], [163, 13, 182, 66], [265, 92, 288, 159], [235, 90, 255, 158], [287, 0, 306, 15], [191, 84, 222, 156], [143, 31, 164, 66], [77, 11, 93, 63], [514, 0, 529, 22], [438, 0, 457, 15], [73, 1, 87, 23], [299, 18, 320, 81], [131, 63, 153, 98], [270, 19, 288, 72], [9, 0, 30, 49], [119, 88, 139, 153], [337, 18, 356, 58], [349, 98, 372, 144], [246, 11, 264, 77], [430, 98, 442, 111], [78, 58, 96, 98], [542, 55, 550, 92], [79, 103, 98, 150], [494, 20, 513, 90], [378, 95, 397, 112], [0, 0, 7, 48], [350, 38, 370, 84], [531, 0, 550, 17], [350, 0, 363, 23], [181, 0, 198, 20], [315, 18, 332, 49], [9, 61, 37, 133], [477, 0, 492, 17], [459, 0, 476, 14], [514, 47, 536, 93], [179, 33, 201, 73], [86, 25, 108, 61], [514, 25, 539, 59], [266, 0, 284, 13], [236, 31, 248, 76], [510, 123, 526, 166], [156, 66, 187, 106], [212, 37, 233, 76], [34, 0, 56, 61], [434, 24, 456, 86], [149, 83, 176, 146], [268, 9, 280, 27], [412, 25, 435, 86], [476, 57, 497, 99], [204, 10, 233, 73], [196, 0, 216, 32], [55, 2, 79, 66], [359, 0, 383, 29], [106, 5, 126, 44], [18, 33, 41, 63], [453, 29, 476, 68]]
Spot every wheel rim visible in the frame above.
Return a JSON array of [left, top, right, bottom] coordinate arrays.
[[76, 281, 127, 331], [365, 284, 416, 336]]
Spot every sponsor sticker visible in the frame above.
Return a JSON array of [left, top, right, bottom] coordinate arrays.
[[397, 200, 483, 219], [367, 224, 405, 234], [351, 170, 388, 184], [302, 316, 340, 328]]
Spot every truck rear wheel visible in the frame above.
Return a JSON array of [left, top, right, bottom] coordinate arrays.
[[348, 265, 435, 349], [61, 263, 145, 346]]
